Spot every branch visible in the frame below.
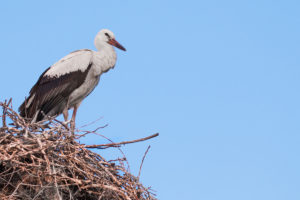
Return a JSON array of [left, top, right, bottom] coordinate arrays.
[[85, 133, 159, 149], [138, 145, 151, 179]]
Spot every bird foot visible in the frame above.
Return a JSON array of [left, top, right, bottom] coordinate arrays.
[[63, 120, 71, 126]]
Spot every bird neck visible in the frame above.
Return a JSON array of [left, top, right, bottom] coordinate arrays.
[[96, 42, 116, 57], [93, 44, 117, 74], [95, 40, 112, 51]]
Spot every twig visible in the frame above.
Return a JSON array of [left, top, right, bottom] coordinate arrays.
[[78, 116, 104, 128], [2, 100, 7, 127], [138, 145, 151, 179], [85, 133, 159, 149]]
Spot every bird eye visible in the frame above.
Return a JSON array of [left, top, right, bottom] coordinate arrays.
[[105, 33, 110, 38]]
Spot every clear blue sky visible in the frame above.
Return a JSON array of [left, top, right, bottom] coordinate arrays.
[[1, 1, 300, 199]]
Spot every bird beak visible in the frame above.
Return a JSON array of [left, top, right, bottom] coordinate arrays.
[[108, 39, 126, 51]]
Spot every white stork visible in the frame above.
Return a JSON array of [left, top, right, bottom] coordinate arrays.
[[19, 29, 126, 131]]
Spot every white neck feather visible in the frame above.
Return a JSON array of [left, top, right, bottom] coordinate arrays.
[[92, 43, 117, 75]]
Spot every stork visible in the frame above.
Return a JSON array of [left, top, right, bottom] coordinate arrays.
[[19, 29, 126, 131]]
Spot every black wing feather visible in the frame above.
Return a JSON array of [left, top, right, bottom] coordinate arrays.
[[19, 63, 92, 121]]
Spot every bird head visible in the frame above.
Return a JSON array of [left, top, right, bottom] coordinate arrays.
[[94, 29, 126, 51]]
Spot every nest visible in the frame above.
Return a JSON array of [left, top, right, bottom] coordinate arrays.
[[0, 100, 158, 200]]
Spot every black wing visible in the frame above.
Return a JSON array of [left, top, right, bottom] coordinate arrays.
[[19, 63, 92, 121]]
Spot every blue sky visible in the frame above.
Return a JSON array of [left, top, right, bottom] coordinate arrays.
[[1, 0, 300, 199]]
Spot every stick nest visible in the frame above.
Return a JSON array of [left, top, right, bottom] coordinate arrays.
[[0, 100, 157, 200]]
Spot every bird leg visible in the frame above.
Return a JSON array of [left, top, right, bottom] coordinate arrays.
[[70, 103, 80, 135], [63, 98, 70, 122], [63, 107, 69, 122]]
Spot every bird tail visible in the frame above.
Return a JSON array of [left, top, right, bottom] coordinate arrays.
[[19, 94, 64, 122], [18, 94, 38, 121]]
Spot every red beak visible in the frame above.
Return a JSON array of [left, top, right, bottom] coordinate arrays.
[[108, 38, 126, 51]]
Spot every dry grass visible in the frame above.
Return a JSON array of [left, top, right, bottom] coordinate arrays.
[[0, 99, 157, 200]]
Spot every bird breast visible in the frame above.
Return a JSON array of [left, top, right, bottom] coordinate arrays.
[[68, 67, 100, 108]]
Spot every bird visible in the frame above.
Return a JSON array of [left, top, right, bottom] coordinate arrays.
[[19, 29, 126, 131]]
